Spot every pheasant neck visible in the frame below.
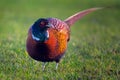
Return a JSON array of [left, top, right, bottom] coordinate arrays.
[[32, 30, 49, 42]]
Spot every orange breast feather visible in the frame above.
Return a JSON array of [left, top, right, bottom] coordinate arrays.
[[45, 28, 68, 59]]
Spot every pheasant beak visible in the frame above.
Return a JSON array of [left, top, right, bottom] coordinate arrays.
[[46, 23, 53, 28]]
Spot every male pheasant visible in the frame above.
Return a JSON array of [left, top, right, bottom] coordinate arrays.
[[26, 8, 101, 70]]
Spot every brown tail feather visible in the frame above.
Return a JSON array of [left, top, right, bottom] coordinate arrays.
[[64, 7, 103, 27]]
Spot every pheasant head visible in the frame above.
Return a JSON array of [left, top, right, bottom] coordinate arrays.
[[31, 18, 52, 42]]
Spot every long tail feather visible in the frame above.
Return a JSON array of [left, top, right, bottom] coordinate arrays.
[[64, 7, 103, 26]]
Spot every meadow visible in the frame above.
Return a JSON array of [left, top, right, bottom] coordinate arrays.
[[0, 0, 120, 80]]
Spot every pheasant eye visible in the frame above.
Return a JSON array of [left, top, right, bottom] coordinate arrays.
[[40, 21, 46, 26]]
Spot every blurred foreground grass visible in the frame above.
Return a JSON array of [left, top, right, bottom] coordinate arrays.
[[0, 0, 120, 80]]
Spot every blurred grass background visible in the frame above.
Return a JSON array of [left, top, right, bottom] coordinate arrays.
[[0, 0, 120, 80]]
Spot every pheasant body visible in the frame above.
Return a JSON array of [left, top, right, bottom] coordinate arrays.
[[26, 8, 102, 70], [27, 18, 69, 63]]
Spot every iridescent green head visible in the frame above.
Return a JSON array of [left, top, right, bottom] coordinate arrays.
[[31, 18, 52, 42]]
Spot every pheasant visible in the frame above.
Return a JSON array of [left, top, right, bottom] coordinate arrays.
[[26, 8, 101, 70]]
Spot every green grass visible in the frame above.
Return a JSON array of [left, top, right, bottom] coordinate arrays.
[[0, 0, 120, 80]]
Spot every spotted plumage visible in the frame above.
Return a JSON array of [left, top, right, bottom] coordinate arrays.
[[26, 8, 102, 70]]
